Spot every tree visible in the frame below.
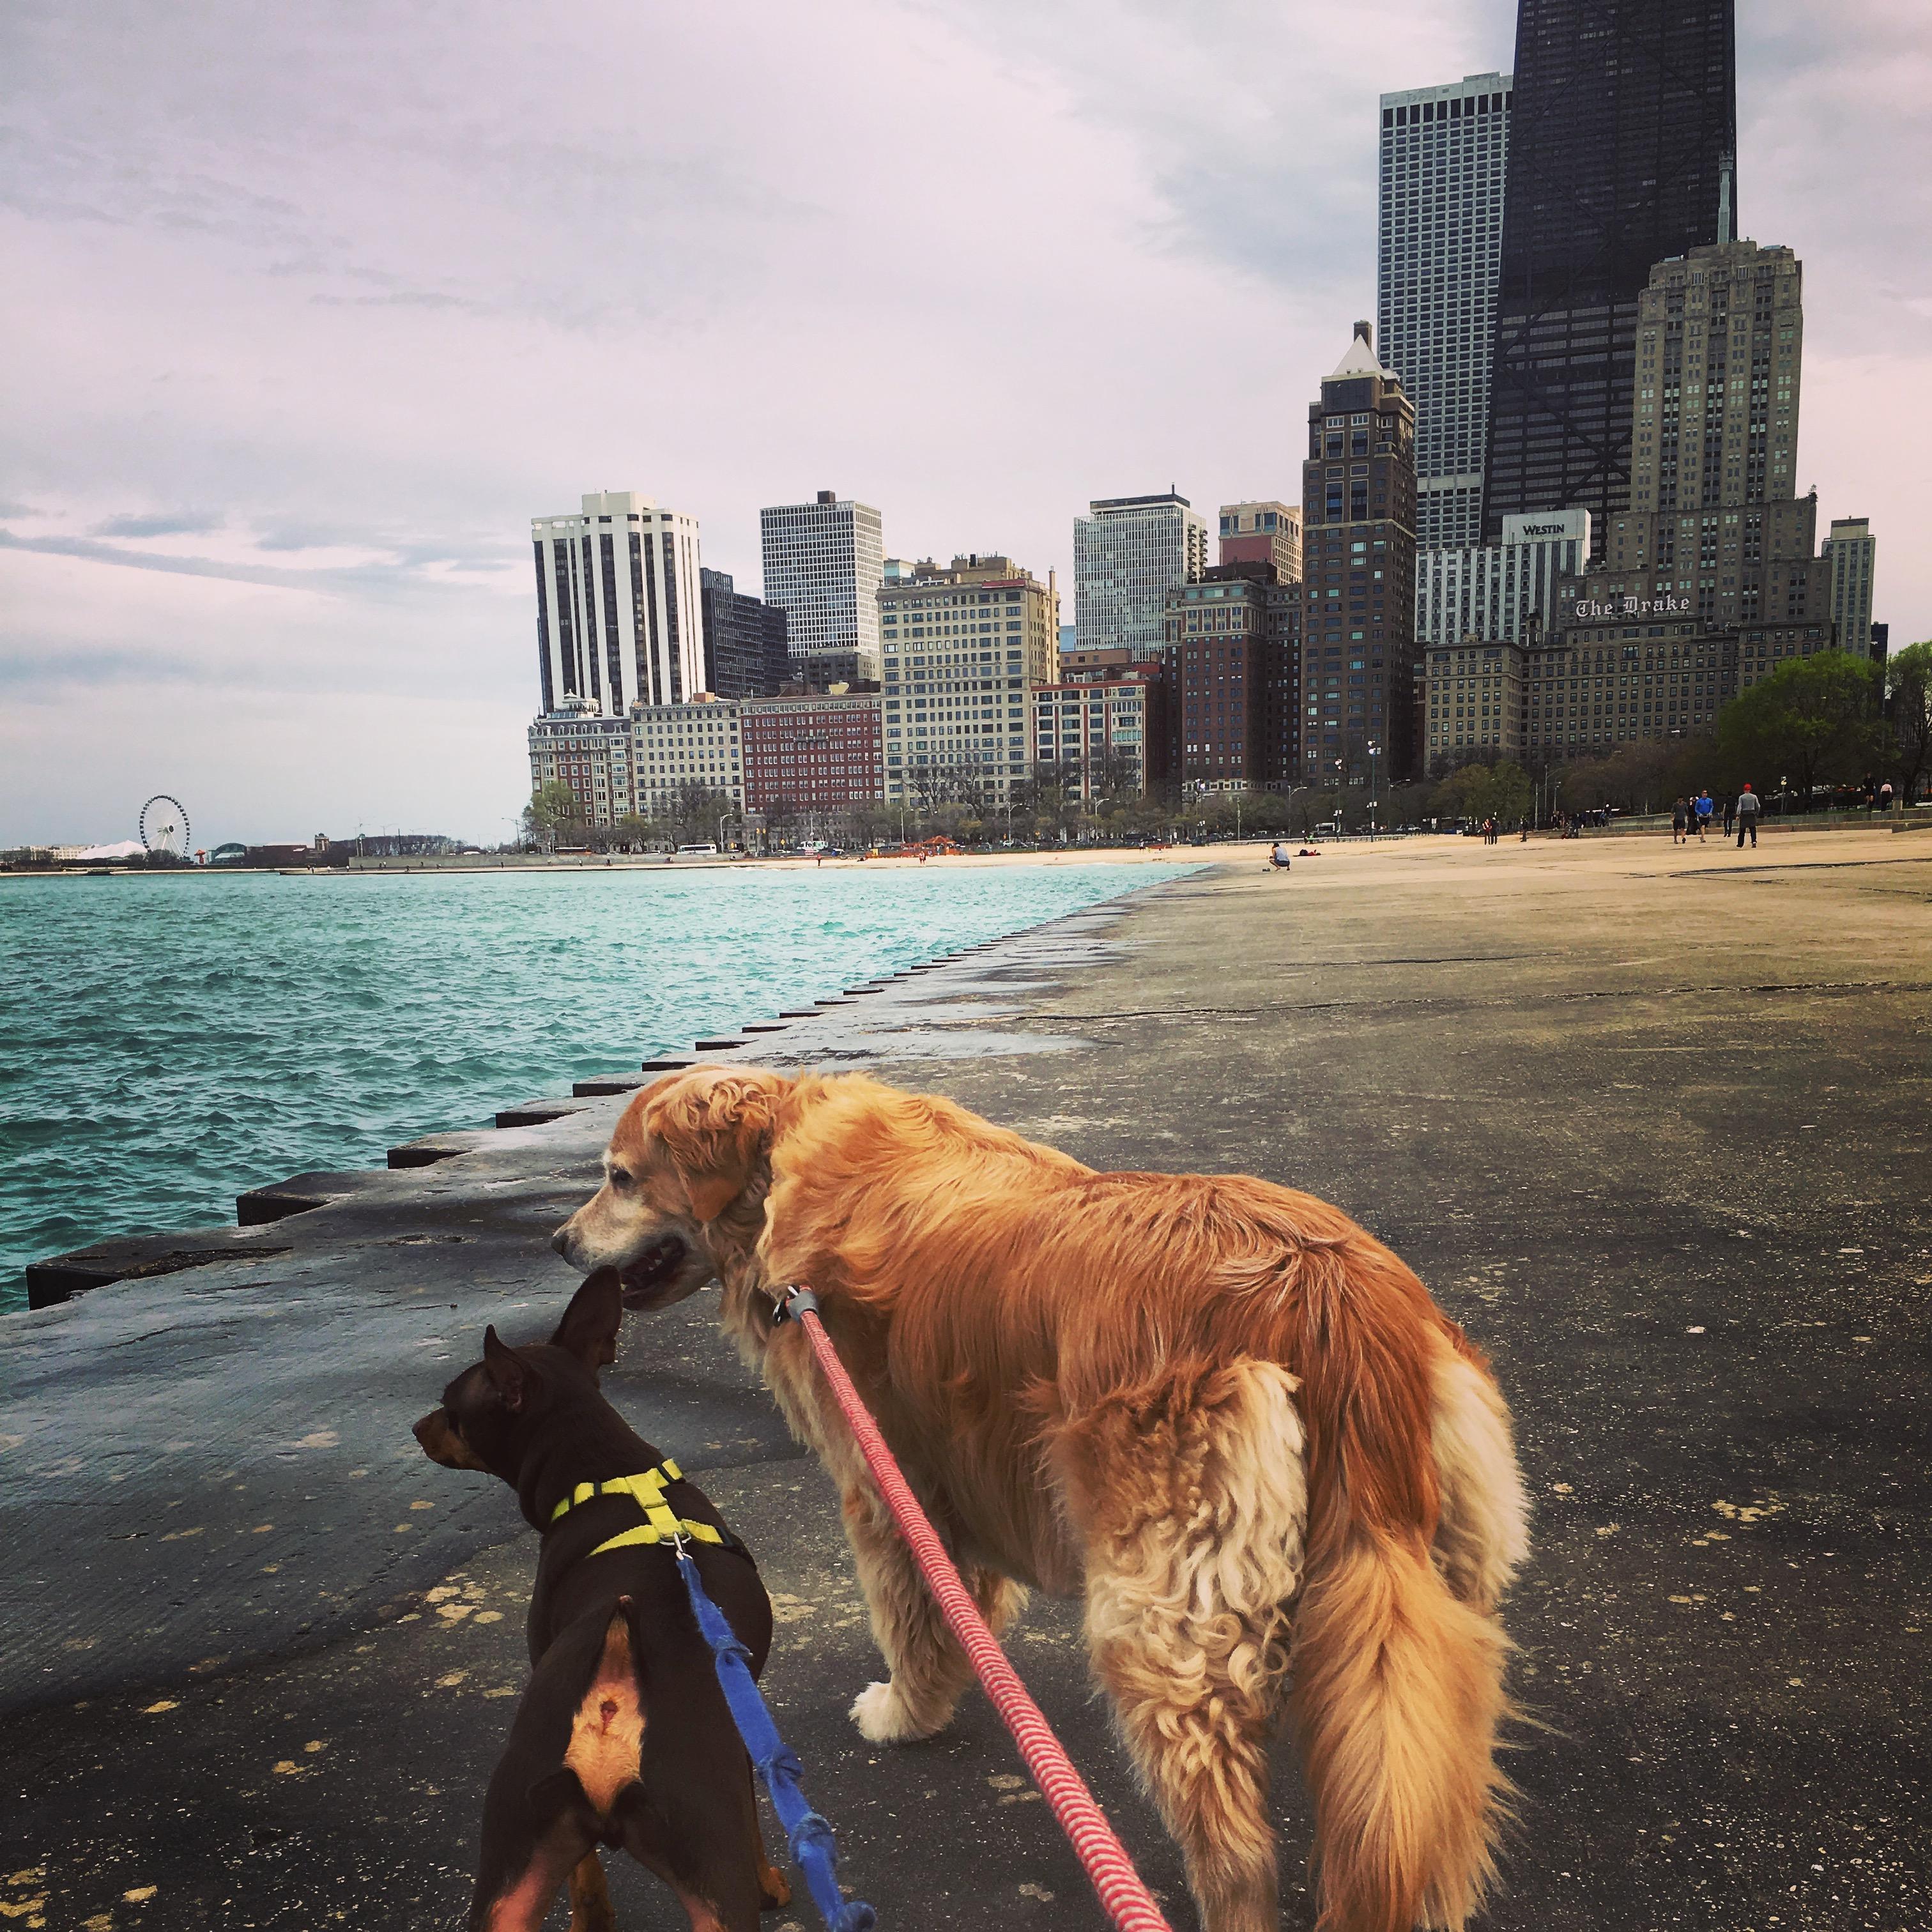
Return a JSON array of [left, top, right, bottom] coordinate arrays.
[[522, 780, 585, 850], [1547, 735, 1726, 819], [1429, 759, 1533, 829], [762, 797, 802, 848], [1885, 640, 1932, 805], [1713, 650, 1884, 809], [906, 758, 993, 818], [1009, 765, 1077, 844], [654, 781, 737, 848]]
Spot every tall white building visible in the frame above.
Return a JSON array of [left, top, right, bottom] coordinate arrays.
[[878, 554, 1058, 809], [1823, 517, 1877, 659], [1072, 493, 1208, 657], [531, 492, 706, 716], [1416, 509, 1591, 651], [759, 489, 885, 677], [1377, 74, 1512, 553]]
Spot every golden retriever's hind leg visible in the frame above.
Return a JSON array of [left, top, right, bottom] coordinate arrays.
[[841, 1483, 1024, 1744], [1055, 1360, 1307, 1932], [1430, 1347, 1531, 1614]]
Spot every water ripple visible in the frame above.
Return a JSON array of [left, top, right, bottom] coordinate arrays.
[[0, 864, 1183, 1305]]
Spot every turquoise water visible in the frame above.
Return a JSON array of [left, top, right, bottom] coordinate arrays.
[[0, 864, 1186, 1307]]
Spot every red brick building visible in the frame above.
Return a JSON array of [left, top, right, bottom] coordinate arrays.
[[1162, 567, 1300, 793], [739, 692, 884, 813]]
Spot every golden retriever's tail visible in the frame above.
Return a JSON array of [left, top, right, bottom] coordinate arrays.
[[1292, 1519, 1514, 1931], [1287, 1272, 1522, 1931]]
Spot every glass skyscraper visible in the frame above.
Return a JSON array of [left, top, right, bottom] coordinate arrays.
[[1072, 493, 1209, 659], [1482, 1, 1738, 546], [1377, 73, 1512, 553]]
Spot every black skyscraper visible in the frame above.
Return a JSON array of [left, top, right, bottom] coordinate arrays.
[[699, 567, 790, 698], [1482, 1, 1737, 544]]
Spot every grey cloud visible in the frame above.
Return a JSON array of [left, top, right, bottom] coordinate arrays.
[[0, 645, 208, 691], [93, 510, 225, 538], [0, 634, 526, 709], [309, 290, 489, 312], [0, 527, 483, 602]]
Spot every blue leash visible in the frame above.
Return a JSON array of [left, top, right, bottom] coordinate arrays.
[[675, 1548, 876, 1931]]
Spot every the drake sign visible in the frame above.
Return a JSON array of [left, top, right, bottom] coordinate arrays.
[[1569, 594, 1690, 620]]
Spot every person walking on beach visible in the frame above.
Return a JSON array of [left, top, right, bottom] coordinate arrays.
[[1694, 790, 1714, 841], [1722, 794, 1735, 837], [1671, 797, 1688, 845], [1735, 782, 1761, 848]]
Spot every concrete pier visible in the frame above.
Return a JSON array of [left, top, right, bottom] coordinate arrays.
[[3, 832, 1928, 1929]]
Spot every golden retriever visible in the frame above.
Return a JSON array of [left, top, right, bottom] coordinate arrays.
[[554, 1064, 1529, 1932]]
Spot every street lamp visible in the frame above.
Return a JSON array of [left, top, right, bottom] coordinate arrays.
[[1367, 740, 1381, 834]]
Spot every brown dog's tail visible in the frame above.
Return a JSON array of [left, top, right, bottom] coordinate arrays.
[[1286, 1251, 1520, 1931]]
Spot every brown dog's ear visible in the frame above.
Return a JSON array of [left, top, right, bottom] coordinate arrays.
[[643, 1066, 786, 1225], [551, 1268, 624, 1374], [482, 1325, 531, 1412]]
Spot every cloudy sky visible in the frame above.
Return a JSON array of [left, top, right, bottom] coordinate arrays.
[[4, 0, 1927, 847]]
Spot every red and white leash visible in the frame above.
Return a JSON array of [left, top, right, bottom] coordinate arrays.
[[774, 1284, 1174, 1932]]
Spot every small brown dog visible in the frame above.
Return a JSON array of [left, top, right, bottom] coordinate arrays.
[[553, 1064, 1531, 1932], [413, 1269, 790, 1931]]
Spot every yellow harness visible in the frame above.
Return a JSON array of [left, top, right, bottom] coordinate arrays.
[[548, 1459, 729, 1559]]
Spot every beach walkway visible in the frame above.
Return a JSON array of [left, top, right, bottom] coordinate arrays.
[[3, 830, 1927, 1929]]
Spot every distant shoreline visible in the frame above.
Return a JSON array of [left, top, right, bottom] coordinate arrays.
[[1, 847, 1243, 879]]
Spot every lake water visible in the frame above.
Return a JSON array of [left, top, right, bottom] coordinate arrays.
[[0, 862, 1188, 1307]]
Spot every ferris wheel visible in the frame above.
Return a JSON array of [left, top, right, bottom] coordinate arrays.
[[139, 794, 190, 859]]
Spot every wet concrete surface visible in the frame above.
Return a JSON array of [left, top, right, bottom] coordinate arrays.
[[3, 840, 1929, 1928]]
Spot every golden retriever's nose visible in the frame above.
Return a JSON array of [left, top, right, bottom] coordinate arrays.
[[551, 1222, 575, 1261]]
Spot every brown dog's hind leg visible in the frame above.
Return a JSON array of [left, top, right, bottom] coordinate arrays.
[[841, 1482, 1024, 1744], [1056, 1360, 1308, 1932], [565, 1852, 618, 1932], [471, 1813, 601, 1932], [747, 1758, 792, 1909]]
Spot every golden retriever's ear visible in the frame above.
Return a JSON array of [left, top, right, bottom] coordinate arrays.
[[643, 1066, 786, 1224]]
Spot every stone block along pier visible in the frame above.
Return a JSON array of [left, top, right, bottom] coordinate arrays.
[[3, 832, 1928, 1929]]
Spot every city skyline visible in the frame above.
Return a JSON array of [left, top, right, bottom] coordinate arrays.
[[3, 1, 1927, 843]]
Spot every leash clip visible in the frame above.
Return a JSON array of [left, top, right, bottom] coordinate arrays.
[[770, 1283, 820, 1325]]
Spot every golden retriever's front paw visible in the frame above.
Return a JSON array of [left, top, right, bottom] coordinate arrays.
[[849, 1679, 932, 1744]]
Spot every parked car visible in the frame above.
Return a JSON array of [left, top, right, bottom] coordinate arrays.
[[1313, 820, 1340, 837]]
